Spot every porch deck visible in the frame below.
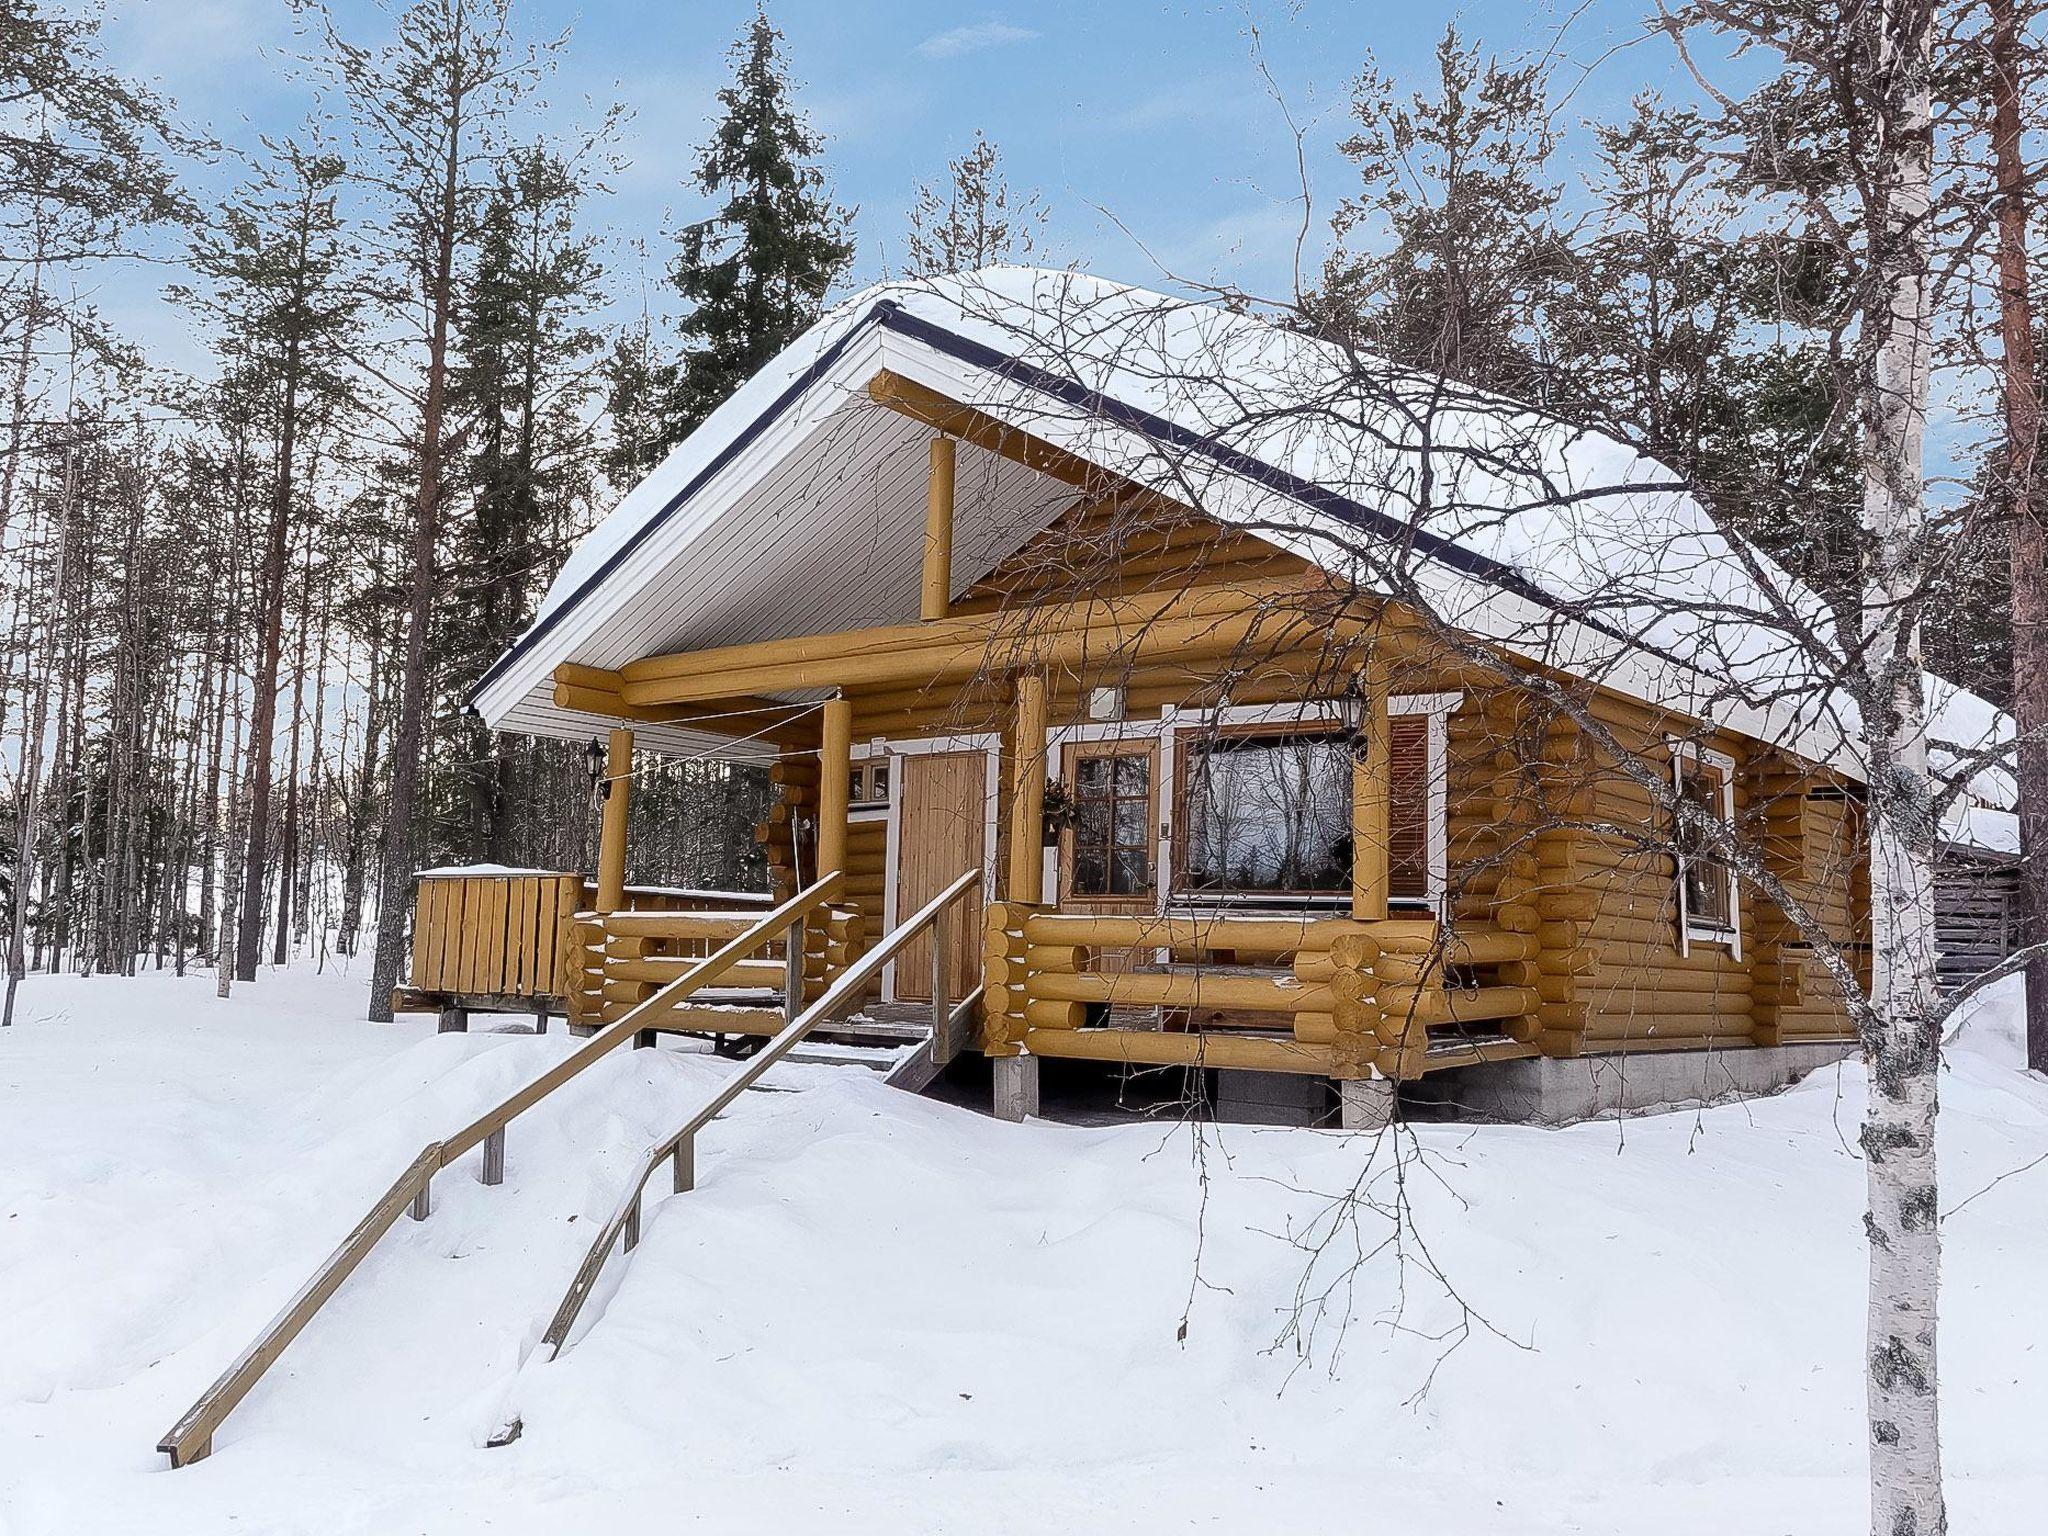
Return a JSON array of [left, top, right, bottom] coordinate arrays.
[[398, 867, 1543, 1083]]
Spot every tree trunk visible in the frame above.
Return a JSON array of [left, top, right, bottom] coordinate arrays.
[[273, 524, 314, 967], [367, 108, 464, 1023], [1856, 5, 1945, 1532], [2, 401, 77, 1025], [1992, 0, 2047, 1074], [235, 327, 305, 980]]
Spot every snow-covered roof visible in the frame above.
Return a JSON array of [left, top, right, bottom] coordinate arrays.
[[475, 266, 2015, 815]]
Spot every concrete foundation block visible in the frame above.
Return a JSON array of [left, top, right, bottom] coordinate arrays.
[[1338, 1077, 1396, 1132], [1215, 1068, 1325, 1126], [1413, 1041, 1854, 1126], [436, 1006, 469, 1034], [993, 1054, 1040, 1122]]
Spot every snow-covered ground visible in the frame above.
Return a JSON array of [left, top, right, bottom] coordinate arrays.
[[1, 966, 2042, 1534]]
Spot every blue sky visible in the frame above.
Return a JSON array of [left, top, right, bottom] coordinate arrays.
[[96, 0, 1708, 370]]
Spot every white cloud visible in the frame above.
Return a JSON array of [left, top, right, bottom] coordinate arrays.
[[913, 21, 1039, 61]]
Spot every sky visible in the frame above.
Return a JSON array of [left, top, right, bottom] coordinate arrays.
[[89, 0, 1712, 376]]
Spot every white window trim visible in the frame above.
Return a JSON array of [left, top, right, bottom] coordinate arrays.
[[855, 732, 1001, 1002], [1670, 739, 1742, 961]]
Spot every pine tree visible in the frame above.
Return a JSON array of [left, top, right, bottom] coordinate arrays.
[[665, 6, 853, 441], [178, 135, 357, 980], [904, 129, 1046, 277], [1315, 27, 1573, 402], [1545, 99, 1862, 612], [297, 0, 561, 1022]]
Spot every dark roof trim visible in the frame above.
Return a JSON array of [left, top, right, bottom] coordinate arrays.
[[476, 294, 1632, 708], [470, 299, 898, 703], [874, 304, 1552, 608]]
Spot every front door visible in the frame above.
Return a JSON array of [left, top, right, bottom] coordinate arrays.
[[893, 750, 987, 1003]]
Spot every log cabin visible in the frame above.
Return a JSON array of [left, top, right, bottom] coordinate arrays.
[[437, 266, 2016, 1126]]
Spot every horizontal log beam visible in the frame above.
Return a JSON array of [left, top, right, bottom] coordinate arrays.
[[868, 368, 1162, 499], [1021, 1027, 1338, 1075], [1029, 969, 1332, 1014], [613, 580, 1348, 707], [1020, 912, 1357, 954]]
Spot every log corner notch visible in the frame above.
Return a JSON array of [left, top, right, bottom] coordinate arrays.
[[923, 436, 955, 622]]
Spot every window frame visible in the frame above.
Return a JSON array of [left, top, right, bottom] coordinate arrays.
[[1061, 738, 1159, 902], [1037, 696, 1457, 916], [1171, 719, 1357, 902], [1670, 741, 1742, 959]]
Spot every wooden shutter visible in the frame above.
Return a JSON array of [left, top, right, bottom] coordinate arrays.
[[1388, 716, 1430, 901]]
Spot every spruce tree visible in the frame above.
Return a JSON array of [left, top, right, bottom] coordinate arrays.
[[665, 6, 853, 440], [438, 142, 603, 862], [600, 307, 676, 488]]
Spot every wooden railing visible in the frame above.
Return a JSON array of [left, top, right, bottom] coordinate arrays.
[[987, 908, 1541, 1081], [536, 867, 983, 1357], [566, 898, 864, 1032], [156, 872, 844, 1469]]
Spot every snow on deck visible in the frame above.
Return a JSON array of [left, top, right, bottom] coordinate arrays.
[[0, 966, 2043, 1534]]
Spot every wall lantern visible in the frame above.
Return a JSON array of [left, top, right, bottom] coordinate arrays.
[[1337, 674, 1372, 762], [585, 737, 609, 805]]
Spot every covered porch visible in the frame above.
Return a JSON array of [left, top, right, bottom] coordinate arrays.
[[422, 423, 1552, 1118]]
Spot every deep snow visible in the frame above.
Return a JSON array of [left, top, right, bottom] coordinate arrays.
[[1, 965, 2042, 1534]]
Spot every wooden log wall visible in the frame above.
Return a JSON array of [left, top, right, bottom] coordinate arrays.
[[659, 509, 1871, 1061]]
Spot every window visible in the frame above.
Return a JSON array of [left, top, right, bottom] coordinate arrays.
[[849, 760, 890, 810], [1179, 729, 1352, 897], [1070, 748, 1152, 896], [1674, 749, 1736, 938]]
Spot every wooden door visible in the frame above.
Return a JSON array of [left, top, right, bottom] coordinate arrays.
[[893, 751, 987, 1003]]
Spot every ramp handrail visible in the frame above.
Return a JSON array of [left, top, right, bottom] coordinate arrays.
[[156, 872, 843, 1468], [536, 866, 984, 1357]]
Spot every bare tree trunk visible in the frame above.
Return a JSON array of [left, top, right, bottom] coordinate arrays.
[[336, 581, 385, 959], [235, 327, 305, 981], [273, 522, 314, 967], [1991, 0, 2047, 1074], [2, 394, 76, 1026], [367, 104, 464, 1023], [1856, 4, 1945, 1531]]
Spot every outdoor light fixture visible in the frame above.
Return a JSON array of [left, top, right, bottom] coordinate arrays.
[[585, 737, 608, 804], [1337, 673, 1371, 761]]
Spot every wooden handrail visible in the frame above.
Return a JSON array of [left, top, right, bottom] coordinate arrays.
[[536, 867, 983, 1358], [156, 872, 843, 1469]]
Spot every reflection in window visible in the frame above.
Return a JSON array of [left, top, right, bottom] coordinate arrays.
[[1071, 751, 1151, 896], [1181, 731, 1352, 896], [1676, 757, 1734, 931]]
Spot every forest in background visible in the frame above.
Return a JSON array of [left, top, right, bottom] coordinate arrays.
[[0, 0, 2038, 1015]]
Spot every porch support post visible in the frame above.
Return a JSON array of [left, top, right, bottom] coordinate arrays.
[[596, 727, 633, 913], [921, 436, 955, 622], [1350, 665, 1391, 922], [818, 695, 853, 879], [1007, 670, 1048, 903]]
